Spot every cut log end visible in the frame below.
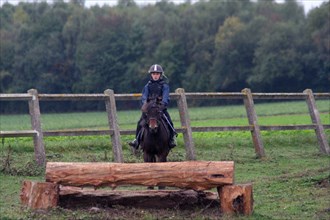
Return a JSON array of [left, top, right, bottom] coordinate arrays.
[[218, 184, 253, 215], [20, 181, 59, 210]]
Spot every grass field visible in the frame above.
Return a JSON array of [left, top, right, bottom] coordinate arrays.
[[0, 100, 329, 219]]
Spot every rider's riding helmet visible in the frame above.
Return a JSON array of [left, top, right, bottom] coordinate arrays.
[[148, 64, 164, 75]]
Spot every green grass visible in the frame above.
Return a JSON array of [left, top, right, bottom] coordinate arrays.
[[0, 100, 329, 219]]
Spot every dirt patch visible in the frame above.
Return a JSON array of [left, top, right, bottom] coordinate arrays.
[[56, 190, 224, 220], [79, 205, 224, 220], [315, 177, 330, 188]]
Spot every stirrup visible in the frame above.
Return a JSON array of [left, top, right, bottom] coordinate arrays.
[[129, 139, 139, 149], [169, 137, 177, 148]]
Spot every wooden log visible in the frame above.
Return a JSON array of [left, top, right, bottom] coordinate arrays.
[[242, 88, 265, 158], [28, 89, 46, 166], [20, 181, 59, 210], [46, 161, 234, 191], [175, 88, 196, 160], [304, 89, 330, 155], [218, 184, 253, 215], [59, 186, 219, 209], [104, 89, 123, 163]]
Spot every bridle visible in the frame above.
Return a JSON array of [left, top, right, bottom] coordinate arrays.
[[145, 102, 162, 133]]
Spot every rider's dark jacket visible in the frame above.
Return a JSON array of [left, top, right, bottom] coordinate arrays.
[[141, 78, 170, 106]]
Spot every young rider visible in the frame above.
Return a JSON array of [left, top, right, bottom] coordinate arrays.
[[129, 64, 177, 149]]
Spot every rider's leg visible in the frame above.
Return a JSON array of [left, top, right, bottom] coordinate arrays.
[[163, 110, 177, 148], [129, 114, 144, 149]]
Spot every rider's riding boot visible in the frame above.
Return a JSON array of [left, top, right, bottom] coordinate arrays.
[[129, 139, 139, 149], [169, 136, 177, 149], [129, 123, 142, 149]]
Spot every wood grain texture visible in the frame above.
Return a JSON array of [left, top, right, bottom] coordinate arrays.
[[46, 161, 234, 191], [20, 181, 59, 209]]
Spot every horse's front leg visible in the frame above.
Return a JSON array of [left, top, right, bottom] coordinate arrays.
[[144, 151, 156, 190], [157, 149, 169, 163], [143, 152, 156, 163], [156, 150, 169, 190]]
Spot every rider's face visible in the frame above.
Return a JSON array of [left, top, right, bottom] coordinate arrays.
[[151, 72, 161, 81]]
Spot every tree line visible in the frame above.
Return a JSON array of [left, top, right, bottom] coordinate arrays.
[[0, 0, 329, 112]]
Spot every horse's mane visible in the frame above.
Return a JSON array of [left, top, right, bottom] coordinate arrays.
[[144, 98, 160, 112]]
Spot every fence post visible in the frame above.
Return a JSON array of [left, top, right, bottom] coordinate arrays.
[[304, 89, 330, 155], [175, 88, 196, 160], [104, 89, 123, 163], [242, 88, 265, 158], [27, 89, 46, 166]]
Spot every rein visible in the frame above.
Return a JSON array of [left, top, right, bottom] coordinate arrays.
[[145, 102, 163, 131]]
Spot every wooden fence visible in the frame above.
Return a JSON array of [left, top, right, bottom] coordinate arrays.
[[1, 88, 329, 166]]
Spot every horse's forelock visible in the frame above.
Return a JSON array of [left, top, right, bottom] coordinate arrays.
[[146, 101, 159, 113]]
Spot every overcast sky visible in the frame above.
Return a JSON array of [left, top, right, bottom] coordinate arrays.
[[1, 0, 328, 14]]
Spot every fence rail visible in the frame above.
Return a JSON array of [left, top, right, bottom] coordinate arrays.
[[1, 92, 330, 101], [1, 88, 329, 166]]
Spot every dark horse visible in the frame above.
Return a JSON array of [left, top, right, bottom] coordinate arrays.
[[140, 99, 171, 164]]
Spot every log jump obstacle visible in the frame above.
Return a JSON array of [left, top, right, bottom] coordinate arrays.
[[21, 161, 253, 215]]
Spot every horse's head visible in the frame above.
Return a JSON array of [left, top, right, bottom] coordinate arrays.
[[145, 100, 162, 134], [140, 99, 170, 164]]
